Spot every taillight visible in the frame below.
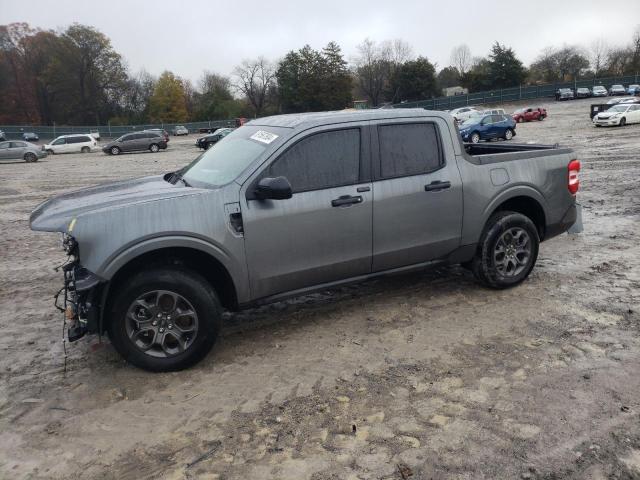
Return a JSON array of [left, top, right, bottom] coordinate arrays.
[[568, 159, 580, 195]]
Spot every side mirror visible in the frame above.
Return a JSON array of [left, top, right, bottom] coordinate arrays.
[[255, 176, 292, 200]]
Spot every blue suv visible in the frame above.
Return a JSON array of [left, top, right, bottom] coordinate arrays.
[[458, 114, 517, 143]]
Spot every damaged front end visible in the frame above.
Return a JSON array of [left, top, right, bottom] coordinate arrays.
[[55, 234, 104, 342]]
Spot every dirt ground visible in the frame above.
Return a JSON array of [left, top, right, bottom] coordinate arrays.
[[0, 99, 639, 480]]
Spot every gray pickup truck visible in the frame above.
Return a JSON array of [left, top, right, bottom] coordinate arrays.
[[30, 109, 580, 371]]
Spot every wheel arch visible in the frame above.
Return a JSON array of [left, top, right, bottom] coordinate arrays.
[[102, 241, 240, 313], [485, 193, 547, 240]]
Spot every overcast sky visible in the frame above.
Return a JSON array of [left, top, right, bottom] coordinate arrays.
[[3, 0, 639, 84]]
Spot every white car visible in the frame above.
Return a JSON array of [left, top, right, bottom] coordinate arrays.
[[448, 106, 480, 122], [44, 134, 98, 154], [592, 85, 608, 97], [593, 104, 640, 127], [172, 125, 189, 136]]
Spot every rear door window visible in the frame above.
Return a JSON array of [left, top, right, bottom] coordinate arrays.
[[10, 142, 26, 148], [267, 128, 360, 193], [377, 123, 442, 178]]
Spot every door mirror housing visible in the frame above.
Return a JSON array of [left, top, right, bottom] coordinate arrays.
[[254, 176, 293, 200]]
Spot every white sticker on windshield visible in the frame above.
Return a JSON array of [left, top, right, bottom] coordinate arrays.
[[250, 130, 279, 144]]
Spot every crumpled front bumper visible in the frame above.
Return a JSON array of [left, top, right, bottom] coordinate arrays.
[[57, 258, 104, 342]]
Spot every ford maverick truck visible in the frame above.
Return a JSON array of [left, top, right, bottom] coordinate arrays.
[[30, 109, 579, 371]]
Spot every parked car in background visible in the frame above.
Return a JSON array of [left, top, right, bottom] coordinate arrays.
[[609, 84, 626, 96], [481, 108, 506, 115], [592, 86, 608, 97], [607, 97, 623, 105], [556, 88, 574, 100], [576, 87, 591, 98], [102, 131, 167, 155], [148, 128, 170, 142], [44, 134, 98, 154], [512, 107, 547, 123], [627, 84, 640, 95], [29, 109, 579, 371], [195, 128, 234, 149], [0, 140, 46, 162], [448, 106, 480, 122], [22, 132, 39, 141], [172, 125, 189, 136], [0, 130, 5, 141], [458, 114, 517, 143], [619, 97, 640, 104], [593, 104, 640, 126]]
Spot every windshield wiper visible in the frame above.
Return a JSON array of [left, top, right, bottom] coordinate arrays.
[[169, 171, 191, 187]]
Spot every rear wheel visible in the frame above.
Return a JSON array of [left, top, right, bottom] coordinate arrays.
[[81, 146, 90, 153], [471, 211, 539, 289], [470, 132, 481, 144], [110, 146, 120, 155], [504, 128, 514, 140], [518, 117, 524, 123], [24, 152, 37, 163], [149, 143, 160, 153], [107, 267, 222, 371]]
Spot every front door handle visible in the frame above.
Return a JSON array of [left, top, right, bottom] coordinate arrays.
[[331, 195, 363, 207], [425, 180, 451, 192]]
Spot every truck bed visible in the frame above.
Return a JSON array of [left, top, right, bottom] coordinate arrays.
[[463, 142, 572, 165]]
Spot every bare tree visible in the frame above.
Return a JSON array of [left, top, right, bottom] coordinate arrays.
[[353, 38, 388, 106], [380, 38, 413, 67], [450, 44, 472, 75], [199, 70, 231, 94], [232, 57, 275, 117], [589, 38, 609, 77]]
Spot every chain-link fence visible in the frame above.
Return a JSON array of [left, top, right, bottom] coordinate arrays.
[[393, 74, 640, 110], [0, 119, 238, 141]]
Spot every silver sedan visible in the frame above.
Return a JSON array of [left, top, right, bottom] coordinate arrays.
[[0, 140, 47, 162]]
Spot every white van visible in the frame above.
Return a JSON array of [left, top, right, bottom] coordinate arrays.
[[44, 134, 98, 154]]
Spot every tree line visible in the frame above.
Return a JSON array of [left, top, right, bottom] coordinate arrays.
[[1, 22, 639, 126]]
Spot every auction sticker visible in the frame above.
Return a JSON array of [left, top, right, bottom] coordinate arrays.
[[250, 130, 279, 144]]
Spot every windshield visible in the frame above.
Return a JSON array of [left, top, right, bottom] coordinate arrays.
[[182, 126, 286, 188], [608, 105, 629, 113], [612, 85, 623, 88], [460, 116, 482, 126], [559, 88, 571, 92]]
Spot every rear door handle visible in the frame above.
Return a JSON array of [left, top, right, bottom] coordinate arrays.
[[425, 180, 451, 192], [331, 195, 363, 207]]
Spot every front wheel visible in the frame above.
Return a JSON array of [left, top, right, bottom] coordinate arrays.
[[81, 146, 90, 153], [149, 143, 160, 153], [619, 117, 626, 127], [504, 128, 514, 140], [110, 146, 120, 155], [470, 132, 481, 144], [107, 267, 222, 371], [518, 117, 524, 123], [538, 115, 544, 121], [46, 149, 54, 155], [471, 211, 539, 289]]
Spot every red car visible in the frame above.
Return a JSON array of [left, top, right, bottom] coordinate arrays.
[[512, 107, 547, 123]]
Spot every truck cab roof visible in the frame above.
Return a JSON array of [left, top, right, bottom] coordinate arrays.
[[247, 108, 452, 130]]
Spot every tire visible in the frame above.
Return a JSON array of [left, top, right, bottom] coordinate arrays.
[[470, 132, 481, 144], [81, 146, 90, 153], [46, 149, 54, 155], [518, 117, 524, 123], [110, 146, 120, 155], [149, 143, 160, 153], [24, 152, 37, 163], [504, 128, 514, 140], [107, 267, 222, 372], [470, 211, 540, 289], [619, 117, 626, 127], [538, 115, 544, 121], [205, 142, 212, 150]]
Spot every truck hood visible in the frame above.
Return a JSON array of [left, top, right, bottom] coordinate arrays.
[[30, 175, 206, 232]]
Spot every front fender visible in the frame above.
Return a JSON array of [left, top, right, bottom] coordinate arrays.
[[97, 234, 248, 302]]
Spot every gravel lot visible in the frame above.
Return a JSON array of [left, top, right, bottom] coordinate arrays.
[[1, 99, 639, 480]]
